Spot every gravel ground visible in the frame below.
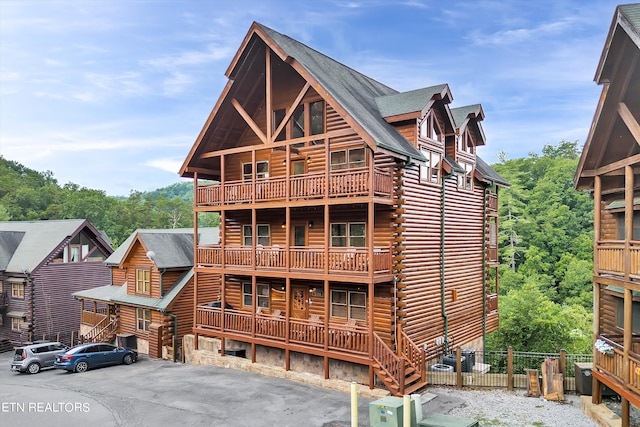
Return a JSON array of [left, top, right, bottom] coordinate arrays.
[[422, 387, 598, 427]]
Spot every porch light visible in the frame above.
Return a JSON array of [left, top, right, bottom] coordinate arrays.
[[308, 221, 313, 228], [306, 156, 311, 163], [281, 221, 286, 229]]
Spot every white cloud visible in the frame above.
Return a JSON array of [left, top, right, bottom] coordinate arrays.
[[144, 158, 184, 174]]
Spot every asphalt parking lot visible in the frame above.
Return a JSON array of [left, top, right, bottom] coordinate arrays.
[[0, 350, 374, 427]]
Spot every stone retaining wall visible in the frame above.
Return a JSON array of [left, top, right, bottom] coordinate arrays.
[[183, 334, 389, 399]]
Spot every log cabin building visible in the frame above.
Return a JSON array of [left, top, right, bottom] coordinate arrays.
[[73, 228, 219, 359], [575, 4, 640, 425], [180, 22, 508, 396], [0, 219, 113, 344]]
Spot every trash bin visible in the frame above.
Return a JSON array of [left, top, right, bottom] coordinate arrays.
[[575, 362, 617, 396], [117, 334, 137, 349], [461, 348, 476, 371]]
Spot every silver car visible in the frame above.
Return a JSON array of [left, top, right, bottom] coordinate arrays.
[[11, 341, 68, 374]]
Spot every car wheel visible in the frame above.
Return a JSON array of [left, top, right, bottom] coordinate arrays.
[[74, 361, 88, 373], [27, 363, 41, 374], [123, 354, 133, 365]]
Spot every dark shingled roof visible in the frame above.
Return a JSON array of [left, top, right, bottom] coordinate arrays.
[[450, 104, 482, 129], [106, 228, 219, 268], [257, 23, 426, 163], [620, 4, 640, 46], [475, 156, 509, 187], [375, 85, 448, 118]]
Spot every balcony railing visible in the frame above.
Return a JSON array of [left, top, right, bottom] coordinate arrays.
[[596, 241, 640, 278], [486, 193, 498, 212], [195, 167, 393, 206], [81, 309, 107, 326], [195, 307, 369, 355], [196, 245, 392, 274], [594, 335, 640, 395]]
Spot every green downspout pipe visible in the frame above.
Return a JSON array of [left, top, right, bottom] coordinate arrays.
[[441, 170, 455, 353], [482, 186, 488, 357]]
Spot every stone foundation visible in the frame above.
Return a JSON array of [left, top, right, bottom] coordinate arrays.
[[183, 334, 388, 399]]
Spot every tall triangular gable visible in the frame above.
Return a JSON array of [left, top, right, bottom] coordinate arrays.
[[180, 22, 428, 180]]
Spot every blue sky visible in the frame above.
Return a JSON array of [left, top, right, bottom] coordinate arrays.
[[0, 0, 619, 196]]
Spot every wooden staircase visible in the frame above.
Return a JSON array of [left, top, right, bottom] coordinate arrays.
[[80, 316, 119, 344], [372, 331, 427, 396]]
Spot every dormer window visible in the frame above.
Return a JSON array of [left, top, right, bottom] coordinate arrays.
[[419, 111, 442, 142]]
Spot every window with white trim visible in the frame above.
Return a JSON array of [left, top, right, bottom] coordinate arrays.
[[330, 222, 365, 247], [11, 317, 22, 331], [242, 224, 270, 246], [136, 269, 150, 294], [419, 149, 442, 184], [243, 283, 270, 308], [330, 290, 366, 320], [242, 161, 269, 181], [11, 283, 24, 299], [136, 308, 151, 331], [457, 162, 473, 190]]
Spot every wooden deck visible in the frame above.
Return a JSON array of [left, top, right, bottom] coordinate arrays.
[[195, 306, 369, 356], [593, 335, 640, 406], [195, 167, 393, 206], [196, 245, 392, 274]]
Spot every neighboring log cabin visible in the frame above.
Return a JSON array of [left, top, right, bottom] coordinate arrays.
[[0, 219, 113, 344], [575, 4, 640, 425], [73, 228, 219, 359], [180, 22, 508, 396]]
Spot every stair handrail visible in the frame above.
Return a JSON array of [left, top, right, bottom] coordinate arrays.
[[81, 317, 118, 343], [399, 328, 426, 382], [372, 332, 405, 395]]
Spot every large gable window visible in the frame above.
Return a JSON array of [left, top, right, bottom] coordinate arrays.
[[419, 111, 442, 142], [272, 100, 325, 143]]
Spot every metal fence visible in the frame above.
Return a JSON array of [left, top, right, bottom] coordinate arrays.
[[427, 346, 593, 392]]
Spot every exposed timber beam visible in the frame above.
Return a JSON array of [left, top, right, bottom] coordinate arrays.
[[618, 102, 640, 146], [231, 98, 267, 144]]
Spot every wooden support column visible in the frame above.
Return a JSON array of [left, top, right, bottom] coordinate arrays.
[[220, 154, 226, 206], [251, 275, 257, 362], [624, 166, 633, 384], [324, 278, 330, 380], [220, 274, 226, 355], [593, 175, 601, 336], [193, 172, 199, 351], [285, 276, 291, 371]]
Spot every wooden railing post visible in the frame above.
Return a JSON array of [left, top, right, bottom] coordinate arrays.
[[507, 347, 514, 391], [559, 349, 566, 388]]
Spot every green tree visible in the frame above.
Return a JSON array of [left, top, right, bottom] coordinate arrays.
[[486, 283, 591, 353]]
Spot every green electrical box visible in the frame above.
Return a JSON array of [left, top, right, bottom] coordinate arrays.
[[369, 396, 417, 427]]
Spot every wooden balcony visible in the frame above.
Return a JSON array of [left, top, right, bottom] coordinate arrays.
[[195, 167, 393, 207], [195, 307, 369, 355], [197, 245, 392, 275], [596, 241, 640, 278], [593, 335, 640, 398], [486, 193, 498, 212]]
